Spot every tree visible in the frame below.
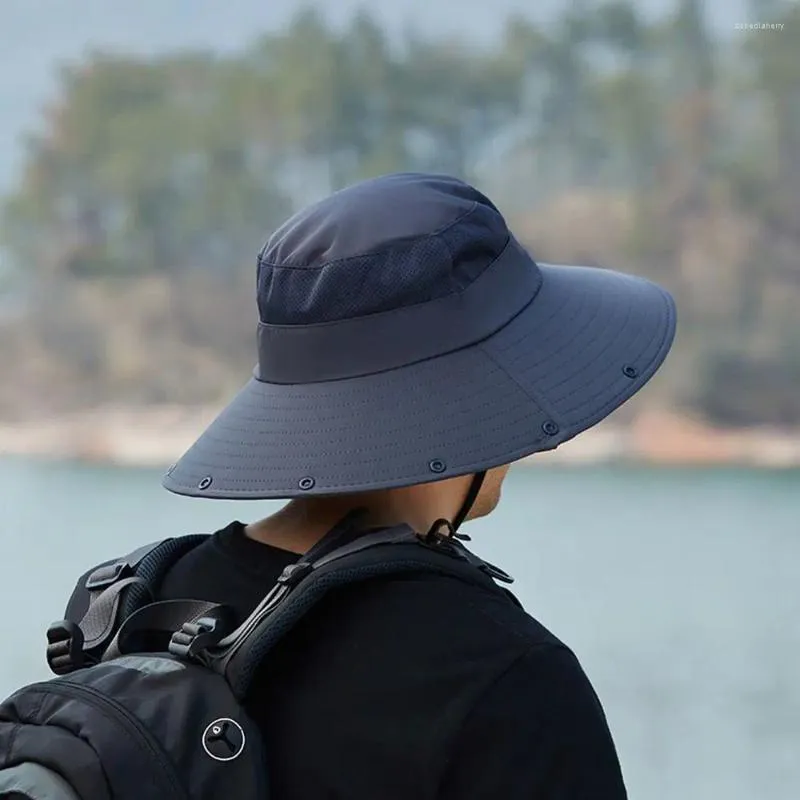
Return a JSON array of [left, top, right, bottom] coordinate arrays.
[[3, 52, 289, 277]]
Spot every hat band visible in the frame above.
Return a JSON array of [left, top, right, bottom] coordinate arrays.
[[255, 237, 542, 384]]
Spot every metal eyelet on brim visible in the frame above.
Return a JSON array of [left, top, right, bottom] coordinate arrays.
[[622, 364, 639, 378], [198, 476, 213, 490], [428, 459, 447, 474], [298, 476, 316, 490], [541, 420, 559, 436]]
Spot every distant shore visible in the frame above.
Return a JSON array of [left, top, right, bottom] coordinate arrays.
[[1, 406, 799, 470]]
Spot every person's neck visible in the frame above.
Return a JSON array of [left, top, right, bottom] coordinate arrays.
[[244, 491, 450, 554]]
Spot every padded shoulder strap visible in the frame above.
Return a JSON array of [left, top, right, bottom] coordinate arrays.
[[202, 528, 515, 700], [63, 540, 167, 624], [49, 535, 208, 675]]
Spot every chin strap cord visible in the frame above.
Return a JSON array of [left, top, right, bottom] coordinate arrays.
[[452, 470, 486, 532], [423, 470, 487, 542]]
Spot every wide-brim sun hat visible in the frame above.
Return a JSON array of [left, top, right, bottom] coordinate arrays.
[[163, 173, 676, 500]]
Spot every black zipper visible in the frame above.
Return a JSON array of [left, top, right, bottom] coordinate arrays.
[[29, 680, 188, 800]]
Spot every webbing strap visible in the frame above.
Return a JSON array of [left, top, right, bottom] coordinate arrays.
[[81, 577, 150, 648], [103, 598, 230, 662]]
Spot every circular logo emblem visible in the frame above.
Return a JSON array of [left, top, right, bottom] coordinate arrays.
[[202, 718, 246, 762]]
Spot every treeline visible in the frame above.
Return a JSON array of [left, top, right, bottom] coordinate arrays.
[[1, 1, 799, 425]]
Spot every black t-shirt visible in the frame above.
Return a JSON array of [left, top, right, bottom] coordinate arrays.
[[158, 522, 627, 799]]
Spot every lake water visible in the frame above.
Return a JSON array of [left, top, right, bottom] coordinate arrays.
[[1, 457, 798, 799]]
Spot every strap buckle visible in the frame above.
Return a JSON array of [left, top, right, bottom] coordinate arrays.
[[46, 620, 88, 675], [169, 616, 228, 661], [418, 530, 516, 584], [277, 562, 313, 587], [478, 561, 515, 584], [85, 561, 132, 591]]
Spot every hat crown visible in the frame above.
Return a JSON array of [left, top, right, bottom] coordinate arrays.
[[257, 173, 510, 325]]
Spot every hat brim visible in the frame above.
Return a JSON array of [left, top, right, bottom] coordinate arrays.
[[163, 263, 676, 499]]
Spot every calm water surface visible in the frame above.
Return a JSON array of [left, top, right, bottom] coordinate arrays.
[[1, 457, 798, 799]]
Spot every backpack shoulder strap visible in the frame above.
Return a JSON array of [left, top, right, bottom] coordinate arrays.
[[76, 522, 518, 702], [48, 534, 208, 675], [95, 511, 373, 667], [63, 540, 167, 623], [204, 527, 515, 700]]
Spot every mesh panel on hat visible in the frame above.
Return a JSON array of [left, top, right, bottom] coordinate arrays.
[[257, 204, 508, 325]]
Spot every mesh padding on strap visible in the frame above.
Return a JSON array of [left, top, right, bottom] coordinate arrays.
[[121, 535, 209, 619], [227, 553, 501, 699]]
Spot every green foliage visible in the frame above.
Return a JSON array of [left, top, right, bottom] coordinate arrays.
[[3, 52, 291, 276], [1, 1, 799, 425]]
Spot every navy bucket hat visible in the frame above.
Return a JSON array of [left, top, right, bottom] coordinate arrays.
[[163, 173, 676, 499]]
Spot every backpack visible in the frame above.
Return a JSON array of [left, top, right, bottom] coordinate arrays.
[[0, 515, 515, 799]]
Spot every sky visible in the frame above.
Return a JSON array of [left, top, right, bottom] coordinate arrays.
[[0, 0, 749, 192]]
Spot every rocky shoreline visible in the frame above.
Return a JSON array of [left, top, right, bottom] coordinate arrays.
[[1, 406, 799, 469]]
